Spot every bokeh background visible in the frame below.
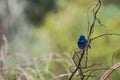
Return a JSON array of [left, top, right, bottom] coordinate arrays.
[[0, 0, 120, 80]]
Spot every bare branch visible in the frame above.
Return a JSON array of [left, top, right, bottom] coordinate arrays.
[[68, 50, 85, 80], [69, 0, 102, 80], [91, 33, 120, 41]]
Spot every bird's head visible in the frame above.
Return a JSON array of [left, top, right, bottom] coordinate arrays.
[[79, 35, 86, 39]]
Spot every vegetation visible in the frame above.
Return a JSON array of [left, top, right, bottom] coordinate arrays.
[[0, 0, 120, 80]]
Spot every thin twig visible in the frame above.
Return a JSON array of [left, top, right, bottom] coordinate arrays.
[[111, 49, 120, 66], [83, 68, 109, 73], [69, 0, 102, 80], [87, 0, 101, 41], [68, 50, 85, 80], [81, 64, 102, 69], [85, 67, 109, 80], [85, 0, 101, 67], [91, 33, 120, 41]]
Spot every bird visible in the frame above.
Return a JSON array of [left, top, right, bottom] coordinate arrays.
[[77, 35, 87, 49]]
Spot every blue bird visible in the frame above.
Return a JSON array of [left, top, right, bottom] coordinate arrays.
[[77, 35, 87, 49]]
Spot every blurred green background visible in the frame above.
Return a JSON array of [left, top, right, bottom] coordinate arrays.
[[0, 0, 120, 80]]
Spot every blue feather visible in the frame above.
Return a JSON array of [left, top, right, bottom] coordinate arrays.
[[77, 35, 87, 49]]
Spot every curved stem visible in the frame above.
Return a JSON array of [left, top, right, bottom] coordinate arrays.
[[100, 62, 120, 80]]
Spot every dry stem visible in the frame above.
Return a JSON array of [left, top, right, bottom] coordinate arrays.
[[100, 62, 120, 80]]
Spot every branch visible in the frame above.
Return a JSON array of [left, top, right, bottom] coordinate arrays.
[[68, 50, 85, 80], [91, 33, 120, 41], [87, 0, 101, 41], [69, 0, 102, 80], [100, 62, 120, 80], [86, 0, 101, 68]]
